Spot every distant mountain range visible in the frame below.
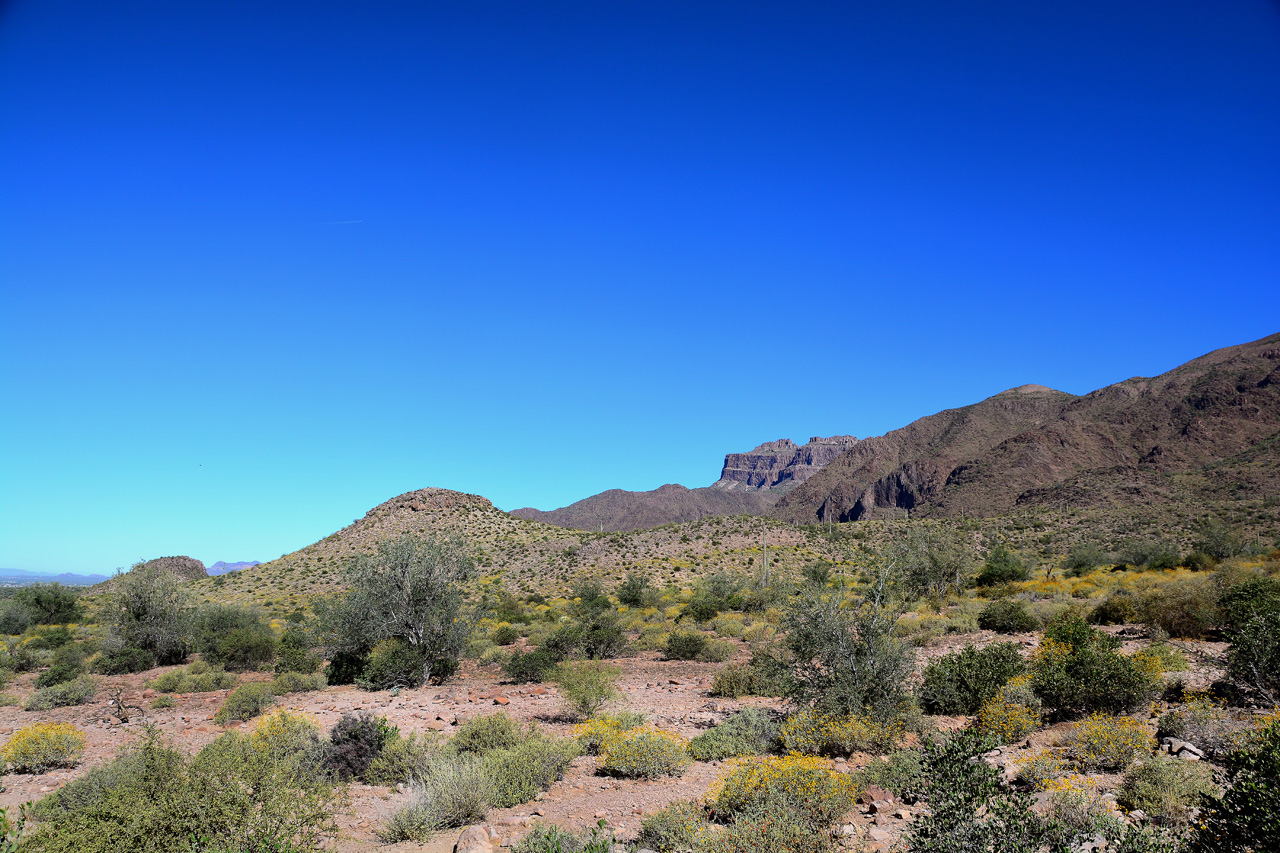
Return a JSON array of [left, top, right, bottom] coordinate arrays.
[[0, 568, 111, 586], [208, 560, 261, 575], [511, 332, 1280, 531]]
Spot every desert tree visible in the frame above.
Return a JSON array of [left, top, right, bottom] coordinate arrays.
[[879, 526, 975, 599], [319, 534, 476, 687], [107, 562, 195, 666], [775, 561, 915, 722]]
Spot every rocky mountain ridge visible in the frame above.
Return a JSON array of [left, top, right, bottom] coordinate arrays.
[[712, 435, 859, 492]]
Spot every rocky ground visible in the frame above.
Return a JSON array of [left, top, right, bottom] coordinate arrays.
[[0, 632, 1231, 853]]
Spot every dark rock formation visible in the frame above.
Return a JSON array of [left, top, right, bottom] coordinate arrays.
[[712, 435, 859, 492], [509, 484, 776, 533]]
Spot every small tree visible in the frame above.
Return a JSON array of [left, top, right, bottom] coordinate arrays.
[[775, 564, 914, 722], [881, 527, 975, 599], [13, 583, 82, 624], [320, 535, 475, 687], [108, 563, 194, 666]]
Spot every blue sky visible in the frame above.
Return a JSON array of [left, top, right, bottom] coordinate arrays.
[[2, 1, 1278, 574]]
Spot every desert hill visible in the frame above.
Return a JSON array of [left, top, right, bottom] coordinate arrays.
[[510, 484, 777, 532], [775, 332, 1280, 523], [509, 435, 858, 532]]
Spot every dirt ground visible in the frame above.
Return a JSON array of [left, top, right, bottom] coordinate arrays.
[[0, 631, 1228, 851]]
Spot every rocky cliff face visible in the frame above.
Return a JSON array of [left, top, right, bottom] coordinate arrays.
[[713, 435, 859, 492]]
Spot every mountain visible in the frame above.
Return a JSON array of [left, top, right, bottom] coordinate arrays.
[[711, 435, 860, 492], [0, 569, 111, 586], [509, 484, 777, 532], [774, 333, 1280, 523], [208, 560, 261, 575], [509, 435, 859, 532]]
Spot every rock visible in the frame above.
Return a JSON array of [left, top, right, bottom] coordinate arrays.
[[1128, 810, 1147, 822], [841, 824, 858, 837], [714, 436, 860, 491], [454, 825, 494, 853], [493, 695, 510, 706], [893, 809, 911, 820], [873, 813, 891, 826], [857, 786, 894, 805], [867, 826, 894, 843]]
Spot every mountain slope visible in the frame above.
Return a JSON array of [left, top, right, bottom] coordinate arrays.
[[774, 333, 1280, 523], [509, 484, 776, 532]]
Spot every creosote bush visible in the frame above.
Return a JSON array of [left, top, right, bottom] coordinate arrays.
[[919, 642, 1025, 715], [213, 681, 276, 724], [366, 730, 438, 786], [3, 723, 85, 773], [977, 599, 1039, 634], [24, 676, 96, 712], [150, 661, 236, 693], [597, 726, 690, 779], [451, 711, 523, 755], [1030, 618, 1159, 718], [688, 708, 779, 761], [663, 629, 707, 661], [552, 660, 621, 719], [636, 800, 708, 853]]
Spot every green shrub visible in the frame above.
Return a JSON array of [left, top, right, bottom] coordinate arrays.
[[483, 736, 580, 807], [616, 572, 655, 608], [552, 660, 621, 719], [513, 821, 624, 853], [359, 638, 430, 691], [324, 712, 394, 781], [1015, 751, 1066, 790], [1064, 714, 1154, 772], [195, 605, 277, 671], [24, 676, 95, 711], [977, 599, 1038, 633], [3, 722, 85, 773], [1064, 544, 1109, 576], [697, 637, 737, 663], [853, 748, 928, 801], [504, 648, 559, 684], [700, 798, 835, 853], [688, 708, 779, 761], [92, 645, 154, 675], [974, 543, 1029, 587], [35, 644, 86, 689], [1226, 612, 1280, 703], [1189, 721, 1280, 853], [28, 727, 340, 853], [1090, 591, 1139, 626], [490, 623, 519, 646], [1136, 580, 1219, 639], [380, 753, 488, 841], [636, 800, 708, 853], [663, 629, 706, 661], [919, 642, 1026, 715], [1218, 577, 1280, 634], [150, 663, 237, 693], [213, 682, 275, 724], [598, 727, 690, 779], [1030, 618, 1160, 718], [711, 662, 772, 698], [1117, 754, 1216, 825], [451, 712, 523, 755], [270, 670, 325, 694], [366, 731, 438, 786], [274, 626, 320, 674], [150, 695, 176, 710]]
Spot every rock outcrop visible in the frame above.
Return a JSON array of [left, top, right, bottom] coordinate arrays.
[[713, 435, 860, 492], [135, 555, 208, 581], [510, 484, 776, 533]]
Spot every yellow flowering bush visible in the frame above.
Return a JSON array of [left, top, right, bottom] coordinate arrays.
[[3, 721, 85, 772], [706, 754, 858, 826], [598, 726, 690, 779], [573, 711, 644, 755], [1065, 714, 1153, 772], [250, 708, 321, 758], [779, 709, 903, 756], [1016, 751, 1067, 789], [975, 675, 1042, 743]]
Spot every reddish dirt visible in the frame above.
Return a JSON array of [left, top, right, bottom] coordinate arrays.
[[0, 633, 1229, 851]]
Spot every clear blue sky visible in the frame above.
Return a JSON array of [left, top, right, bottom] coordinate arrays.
[[2, 2, 1278, 574]]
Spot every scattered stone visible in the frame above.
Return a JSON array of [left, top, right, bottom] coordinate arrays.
[[493, 695, 510, 706], [454, 825, 494, 853]]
